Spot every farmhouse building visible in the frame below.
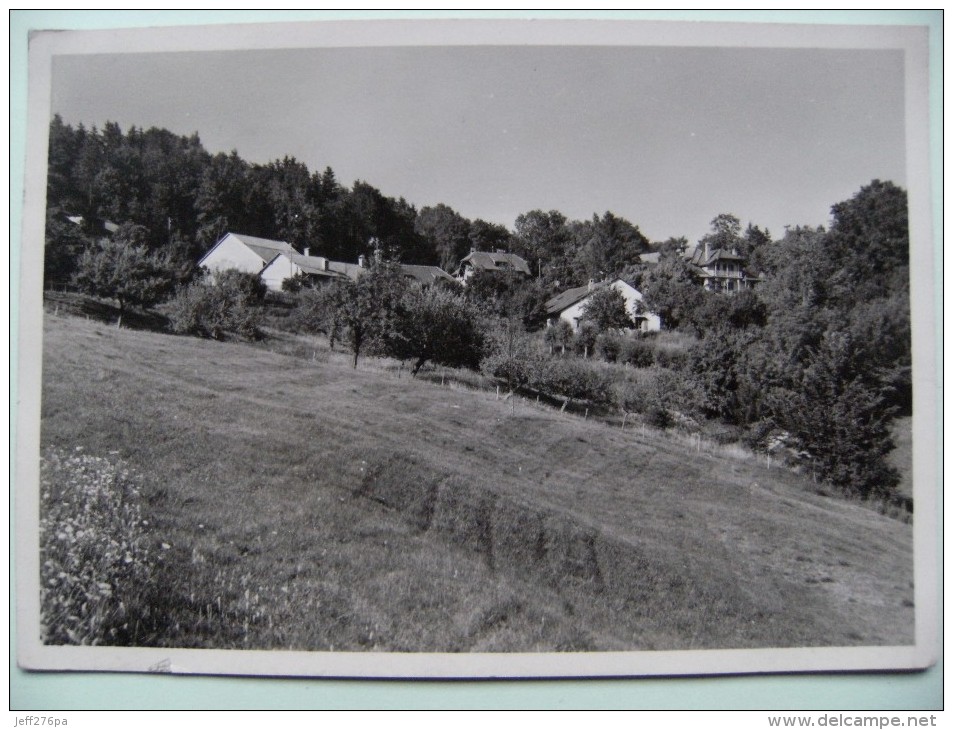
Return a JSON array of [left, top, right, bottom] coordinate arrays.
[[198, 232, 297, 277], [454, 250, 532, 283], [260, 251, 364, 289], [684, 242, 761, 293], [197, 232, 455, 291], [399, 264, 457, 287], [544, 279, 661, 333]]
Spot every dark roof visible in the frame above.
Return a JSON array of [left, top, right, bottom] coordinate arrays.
[[459, 251, 532, 276], [400, 265, 456, 286], [687, 246, 746, 267], [544, 283, 598, 316]]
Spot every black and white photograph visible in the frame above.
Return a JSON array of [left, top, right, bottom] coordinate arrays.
[[14, 14, 939, 680]]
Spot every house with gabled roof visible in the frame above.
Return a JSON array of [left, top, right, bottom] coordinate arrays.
[[197, 232, 457, 292], [684, 242, 761, 292], [260, 251, 363, 290], [260, 252, 456, 291], [198, 232, 296, 277], [454, 249, 532, 283], [544, 278, 661, 333], [399, 264, 457, 287]]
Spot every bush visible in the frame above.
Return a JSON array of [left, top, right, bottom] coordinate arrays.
[[281, 271, 311, 294], [595, 331, 623, 362], [40, 448, 154, 645], [167, 269, 264, 340], [285, 284, 338, 336], [618, 336, 654, 368], [653, 345, 688, 370], [531, 357, 613, 409], [612, 367, 703, 430]]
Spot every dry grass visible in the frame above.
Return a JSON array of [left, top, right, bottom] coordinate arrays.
[[38, 310, 915, 651]]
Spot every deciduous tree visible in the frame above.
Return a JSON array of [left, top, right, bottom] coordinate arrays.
[[72, 225, 177, 325]]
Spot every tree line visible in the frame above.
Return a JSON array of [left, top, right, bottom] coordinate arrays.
[[44, 116, 654, 292]]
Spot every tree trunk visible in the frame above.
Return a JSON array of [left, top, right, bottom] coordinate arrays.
[[411, 357, 427, 376]]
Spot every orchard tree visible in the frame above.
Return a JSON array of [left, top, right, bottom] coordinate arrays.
[[573, 321, 600, 359], [323, 261, 408, 368], [580, 285, 634, 332], [388, 286, 485, 376], [543, 319, 574, 355], [72, 225, 177, 326]]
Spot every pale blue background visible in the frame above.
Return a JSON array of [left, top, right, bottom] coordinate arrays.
[[10, 10, 943, 710]]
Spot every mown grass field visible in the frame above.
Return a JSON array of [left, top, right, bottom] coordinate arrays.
[[38, 309, 915, 652]]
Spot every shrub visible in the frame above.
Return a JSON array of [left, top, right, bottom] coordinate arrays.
[[611, 367, 703, 430], [653, 344, 688, 370], [595, 331, 623, 362], [39, 448, 154, 645], [531, 357, 613, 409], [618, 336, 654, 368], [281, 271, 312, 294], [286, 284, 338, 336], [167, 269, 264, 340]]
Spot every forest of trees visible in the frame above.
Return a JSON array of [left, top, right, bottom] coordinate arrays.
[[44, 116, 653, 292], [44, 117, 913, 501]]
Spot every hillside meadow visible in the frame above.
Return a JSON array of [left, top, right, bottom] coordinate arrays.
[[37, 310, 915, 652]]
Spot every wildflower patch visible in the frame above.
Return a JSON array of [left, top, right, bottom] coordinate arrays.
[[39, 447, 154, 645]]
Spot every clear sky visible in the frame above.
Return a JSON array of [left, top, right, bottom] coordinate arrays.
[[50, 42, 906, 245]]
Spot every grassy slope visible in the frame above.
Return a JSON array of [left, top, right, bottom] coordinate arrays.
[[39, 312, 914, 651]]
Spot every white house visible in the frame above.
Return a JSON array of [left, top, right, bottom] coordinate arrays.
[[544, 279, 661, 333], [197, 232, 296, 277], [197, 232, 457, 292], [260, 251, 365, 290]]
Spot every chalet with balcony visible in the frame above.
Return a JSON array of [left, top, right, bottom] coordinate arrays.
[[685, 242, 761, 292]]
